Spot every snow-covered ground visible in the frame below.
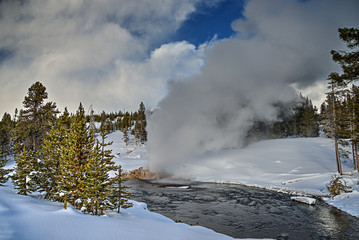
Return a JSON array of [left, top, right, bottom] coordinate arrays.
[[0, 130, 270, 240], [105, 130, 149, 173], [0, 185, 249, 240], [1, 130, 359, 240]]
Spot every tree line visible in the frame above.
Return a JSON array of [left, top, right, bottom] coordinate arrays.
[[0, 82, 148, 215], [321, 27, 359, 175], [246, 93, 320, 143]]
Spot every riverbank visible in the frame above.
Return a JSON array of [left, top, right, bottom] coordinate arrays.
[[108, 131, 359, 218]]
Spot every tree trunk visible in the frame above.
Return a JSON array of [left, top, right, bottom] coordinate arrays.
[[334, 138, 343, 175], [332, 84, 343, 175], [352, 143, 356, 169], [355, 143, 359, 173]]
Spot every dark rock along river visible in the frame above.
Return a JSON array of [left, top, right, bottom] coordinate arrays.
[[127, 179, 359, 240]]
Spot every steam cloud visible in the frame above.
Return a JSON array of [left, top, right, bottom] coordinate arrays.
[[147, 0, 359, 174]]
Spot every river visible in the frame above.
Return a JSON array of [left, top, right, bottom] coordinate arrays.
[[127, 179, 359, 240]]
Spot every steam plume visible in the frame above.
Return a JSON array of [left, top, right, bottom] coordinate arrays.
[[147, 0, 359, 175]]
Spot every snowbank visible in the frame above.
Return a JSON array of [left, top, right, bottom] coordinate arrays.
[[0, 185, 259, 240]]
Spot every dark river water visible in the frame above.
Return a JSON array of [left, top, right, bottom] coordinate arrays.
[[127, 179, 359, 240]]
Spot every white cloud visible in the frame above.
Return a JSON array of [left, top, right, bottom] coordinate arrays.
[[0, 0, 205, 115]]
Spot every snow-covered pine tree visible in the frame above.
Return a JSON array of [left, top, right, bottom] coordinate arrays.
[[12, 143, 38, 195], [110, 165, 133, 213], [0, 150, 11, 185], [39, 118, 68, 200], [57, 103, 94, 209], [80, 120, 116, 215]]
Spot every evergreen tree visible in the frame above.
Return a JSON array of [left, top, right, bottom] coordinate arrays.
[[324, 27, 359, 174], [39, 126, 64, 199], [110, 165, 133, 213], [350, 86, 359, 170], [57, 103, 118, 214], [12, 143, 38, 195], [134, 102, 147, 144], [58, 107, 71, 129], [322, 74, 347, 175], [88, 105, 96, 137], [0, 112, 14, 155], [39, 109, 70, 200], [331, 28, 359, 85], [12, 82, 58, 152], [81, 119, 117, 215], [0, 150, 11, 185], [57, 103, 93, 209], [122, 127, 129, 146], [297, 98, 319, 137]]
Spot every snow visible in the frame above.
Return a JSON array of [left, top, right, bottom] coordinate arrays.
[[2, 130, 359, 239], [290, 196, 316, 205], [1, 130, 269, 240], [104, 130, 149, 173], [168, 138, 337, 195], [0, 185, 257, 240]]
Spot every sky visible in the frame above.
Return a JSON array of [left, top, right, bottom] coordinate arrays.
[[0, 0, 245, 116], [0, 0, 358, 117]]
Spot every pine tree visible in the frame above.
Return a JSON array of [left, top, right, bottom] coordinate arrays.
[[0, 112, 14, 155], [134, 102, 147, 144], [58, 107, 71, 129], [57, 103, 93, 209], [324, 27, 359, 174], [110, 165, 133, 213], [80, 120, 117, 215], [322, 74, 347, 175], [12, 143, 38, 195], [0, 150, 11, 185], [12, 82, 58, 152], [298, 98, 319, 137], [347, 85, 359, 170], [122, 127, 129, 146], [331, 28, 359, 85], [89, 105, 96, 137], [39, 114, 69, 200]]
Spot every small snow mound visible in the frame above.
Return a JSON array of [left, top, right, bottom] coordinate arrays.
[[131, 201, 148, 211], [291, 196, 316, 205], [57, 206, 81, 215]]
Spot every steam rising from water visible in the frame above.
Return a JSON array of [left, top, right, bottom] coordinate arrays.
[[147, 0, 359, 174]]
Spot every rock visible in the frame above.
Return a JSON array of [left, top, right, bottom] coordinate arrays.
[[124, 167, 160, 180]]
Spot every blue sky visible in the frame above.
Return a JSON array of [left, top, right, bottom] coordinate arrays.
[[173, 0, 246, 45], [0, 0, 358, 116]]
